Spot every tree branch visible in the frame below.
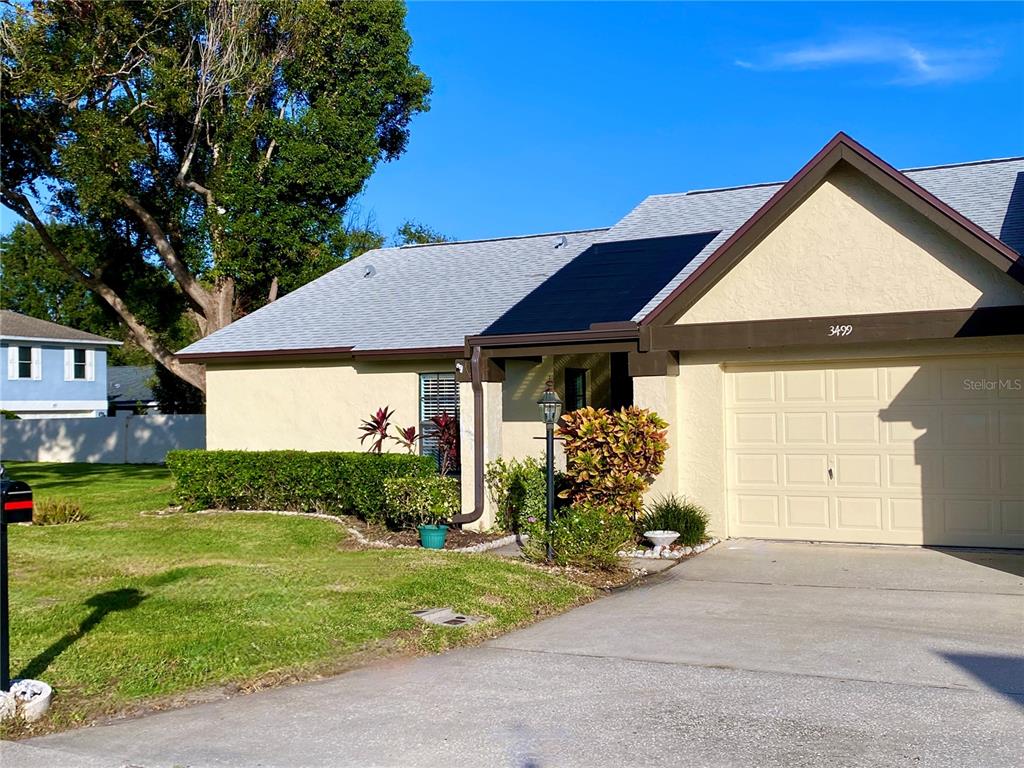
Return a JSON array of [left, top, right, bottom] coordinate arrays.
[[0, 186, 206, 391], [121, 194, 212, 314]]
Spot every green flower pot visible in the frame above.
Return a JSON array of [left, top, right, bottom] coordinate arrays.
[[419, 524, 449, 550]]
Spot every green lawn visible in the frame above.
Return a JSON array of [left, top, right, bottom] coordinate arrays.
[[1, 462, 591, 735]]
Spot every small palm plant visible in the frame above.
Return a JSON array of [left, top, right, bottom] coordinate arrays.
[[392, 425, 420, 454], [359, 406, 395, 453], [429, 412, 459, 476]]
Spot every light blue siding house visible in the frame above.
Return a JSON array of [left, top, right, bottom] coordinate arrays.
[[0, 310, 120, 419]]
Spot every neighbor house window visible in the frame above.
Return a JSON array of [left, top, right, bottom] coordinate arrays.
[[7, 345, 40, 380], [419, 372, 459, 467], [565, 368, 587, 412], [64, 348, 95, 381]]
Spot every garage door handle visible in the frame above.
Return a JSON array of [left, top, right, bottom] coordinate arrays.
[[827, 467, 834, 480]]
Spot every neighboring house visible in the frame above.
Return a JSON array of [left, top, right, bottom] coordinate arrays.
[[0, 310, 121, 419], [179, 133, 1024, 549], [108, 365, 161, 414]]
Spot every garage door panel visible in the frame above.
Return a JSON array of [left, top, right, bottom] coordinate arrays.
[[734, 454, 778, 485], [834, 368, 879, 401], [836, 497, 883, 530], [944, 499, 995, 534], [726, 354, 1024, 547], [941, 410, 991, 445], [733, 371, 775, 402], [783, 412, 828, 443], [785, 496, 830, 528], [941, 454, 993, 491], [733, 412, 777, 443], [889, 499, 924, 532], [835, 454, 882, 487], [999, 411, 1024, 444], [886, 366, 938, 402], [999, 455, 1024, 491], [782, 369, 827, 402], [1001, 502, 1024, 534], [736, 495, 779, 525], [834, 411, 881, 444]]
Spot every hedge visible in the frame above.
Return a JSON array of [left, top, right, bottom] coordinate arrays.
[[166, 450, 436, 521]]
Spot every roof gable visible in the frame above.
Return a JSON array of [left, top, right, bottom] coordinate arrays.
[[640, 133, 1024, 326]]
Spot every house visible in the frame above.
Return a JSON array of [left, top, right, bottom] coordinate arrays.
[[179, 133, 1024, 549], [108, 365, 161, 414], [0, 310, 121, 419]]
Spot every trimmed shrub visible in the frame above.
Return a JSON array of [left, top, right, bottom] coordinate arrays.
[[557, 406, 669, 520], [637, 495, 709, 547], [485, 456, 546, 534], [522, 501, 634, 570], [382, 476, 460, 530], [33, 498, 88, 525], [167, 450, 435, 521]]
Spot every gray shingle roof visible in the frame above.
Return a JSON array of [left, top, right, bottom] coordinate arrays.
[[180, 156, 1023, 357], [0, 310, 121, 345], [183, 228, 609, 355], [107, 366, 157, 404]]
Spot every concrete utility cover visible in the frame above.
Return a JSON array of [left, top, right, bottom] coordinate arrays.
[[411, 607, 480, 627]]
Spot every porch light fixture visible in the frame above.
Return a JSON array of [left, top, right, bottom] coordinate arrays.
[[537, 380, 562, 562]]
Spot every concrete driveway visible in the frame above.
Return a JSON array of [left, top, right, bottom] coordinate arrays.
[[5, 540, 1023, 767]]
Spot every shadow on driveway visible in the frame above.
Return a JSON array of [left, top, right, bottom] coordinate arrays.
[[937, 652, 1024, 709]]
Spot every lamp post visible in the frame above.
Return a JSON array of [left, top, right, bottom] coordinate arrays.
[[537, 380, 562, 562]]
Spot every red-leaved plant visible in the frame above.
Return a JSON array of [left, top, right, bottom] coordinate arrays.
[[359, 406, 395, 453], [393, 425, 420, 454], [429, 412, 459, 476]]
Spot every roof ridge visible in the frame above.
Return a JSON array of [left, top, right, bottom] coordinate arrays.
[[397, 226, 610, 249], [642, 154, 1024, 202], [901, 156, 1024, 172]]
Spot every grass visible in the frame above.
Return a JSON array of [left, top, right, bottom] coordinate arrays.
[[1, 462, 592, 736]]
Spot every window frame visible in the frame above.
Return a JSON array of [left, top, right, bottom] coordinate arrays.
[[418, 372, 460, 469], [565, 367, 588, 412], [8, 345, 40, 380]]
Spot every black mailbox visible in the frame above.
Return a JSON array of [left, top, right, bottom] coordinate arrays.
[[0, 477, 32, 524]]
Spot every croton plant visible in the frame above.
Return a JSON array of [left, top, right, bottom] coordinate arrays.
[[556, 406, 668, 520]]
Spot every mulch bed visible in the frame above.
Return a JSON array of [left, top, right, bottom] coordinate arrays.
[[344, 516, 512, 550]]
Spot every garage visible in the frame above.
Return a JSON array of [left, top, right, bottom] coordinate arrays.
[[726, 355, 1024, 548]]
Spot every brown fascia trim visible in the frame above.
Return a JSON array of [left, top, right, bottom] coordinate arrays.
[[640, 132, 1024, 327], [464, 326, 639, 356], [177, 345, 461, 363], [648, 305, 1024, 353]]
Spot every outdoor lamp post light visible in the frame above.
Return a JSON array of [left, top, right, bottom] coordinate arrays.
[[537, 380, 562, 562]]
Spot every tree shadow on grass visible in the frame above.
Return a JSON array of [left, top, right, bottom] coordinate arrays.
[[17, 588, 147, 681]]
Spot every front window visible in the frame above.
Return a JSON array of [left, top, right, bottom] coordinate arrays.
[[419, 372, 459, 469], [565, 368, 587, 411], [73, 348, 87, 380]]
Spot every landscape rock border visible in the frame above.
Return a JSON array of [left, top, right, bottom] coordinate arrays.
[[619, 537, 721, 560]]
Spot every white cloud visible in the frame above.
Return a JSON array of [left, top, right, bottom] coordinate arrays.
[[737, 33, 1000, 85]]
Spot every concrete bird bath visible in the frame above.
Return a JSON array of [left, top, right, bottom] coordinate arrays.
[[644, 530, 680, 549]]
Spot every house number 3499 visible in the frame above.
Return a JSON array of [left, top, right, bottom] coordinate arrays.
[[827, 324, 853, 337]]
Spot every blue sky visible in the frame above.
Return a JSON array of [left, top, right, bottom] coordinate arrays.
[[2, 2, 1021, 242], [359, 1, 1024, 242]]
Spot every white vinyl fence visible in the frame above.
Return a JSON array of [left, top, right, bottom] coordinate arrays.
[[0, 413, 205, 464]]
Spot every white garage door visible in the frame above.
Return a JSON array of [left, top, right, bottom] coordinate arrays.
[[725, 355, 1024, 548]]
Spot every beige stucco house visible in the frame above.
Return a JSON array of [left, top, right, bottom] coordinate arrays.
[[180, 133, 1024, 549]]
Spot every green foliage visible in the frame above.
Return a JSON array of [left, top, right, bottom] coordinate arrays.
[[522, 502, 634, 570], [637, 495, 710, 547], [485, 456, 547, 533], [166, 450, 435, 521], [557, 406, 669, 520], [151, 365, 205, 414], [382, 476, 460, 530], [1, 410, 20, 420], [395, 220, 453, 245], [1, 0, 431, 383], [32, 498, 88, 526], [0, 224, 191, 366]]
